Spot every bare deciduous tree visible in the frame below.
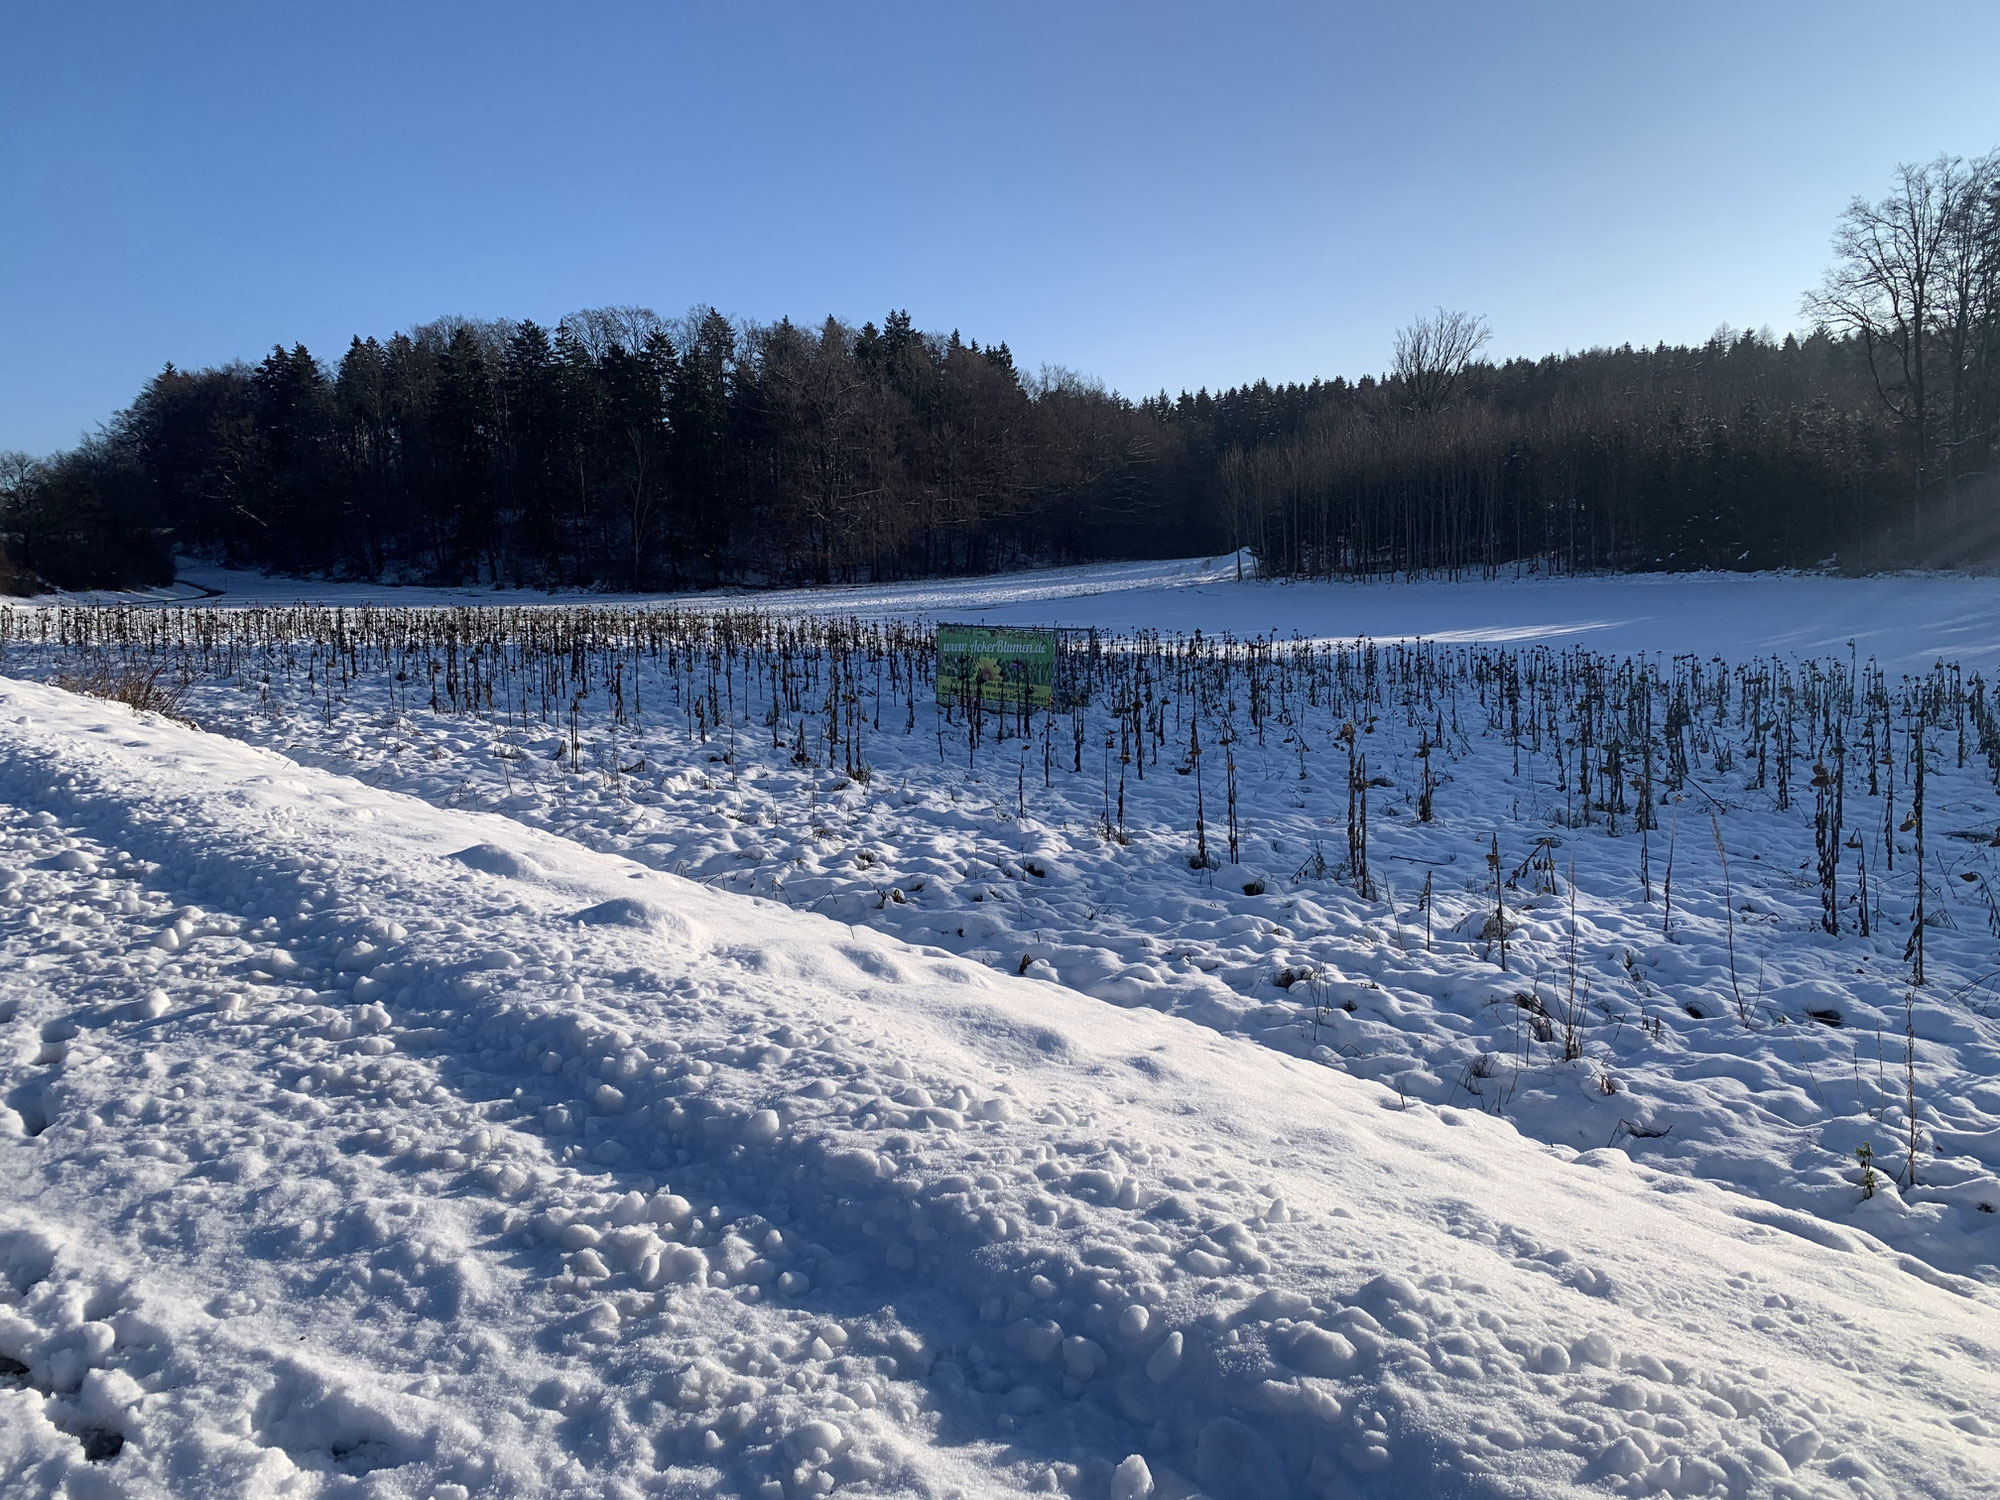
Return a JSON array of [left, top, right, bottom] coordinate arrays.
[[1805, 154, 1995, 539], [1393, 309, 1490, 412], [560, 306, 667, 362], [1934, 153, 2000, 511]]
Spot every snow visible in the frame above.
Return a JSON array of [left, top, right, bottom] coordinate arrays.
[[34, 551, 2000, 674], [5, 567, 2000, 1496], [672, 564, 2000, 675]]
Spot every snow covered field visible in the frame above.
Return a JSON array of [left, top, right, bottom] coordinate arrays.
[[6, 568, 2000, 1497], [49, 553, 2000, 675]]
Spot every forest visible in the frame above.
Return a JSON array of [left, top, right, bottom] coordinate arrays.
[[3, 152, 1995, 592]]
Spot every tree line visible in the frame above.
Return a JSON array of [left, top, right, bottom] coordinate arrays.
[[1211, 152, 2000, 577], [1, 308, 1214, 592], [3, 152, 1994, 592]]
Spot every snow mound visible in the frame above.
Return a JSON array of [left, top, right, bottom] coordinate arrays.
[[448, 842, 544, 878], [2, 675, 1998, 1499], [572, 894, 694, 940]]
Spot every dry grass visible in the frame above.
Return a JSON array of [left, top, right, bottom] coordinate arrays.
[[53, 662, 192, 722]]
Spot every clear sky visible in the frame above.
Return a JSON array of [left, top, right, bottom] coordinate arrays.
[[5, 0, 1998, 456]]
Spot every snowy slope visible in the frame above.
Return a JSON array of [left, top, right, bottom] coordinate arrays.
[[31, 555, 2000, 673], [666, 566, 2000, 676], [3, 678, 1999, 1498]]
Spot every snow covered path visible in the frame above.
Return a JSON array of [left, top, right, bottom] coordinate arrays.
[[4, 679, 2000, 1499]]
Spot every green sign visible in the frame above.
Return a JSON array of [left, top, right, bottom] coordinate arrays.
[[936, 624, 1057, 708]]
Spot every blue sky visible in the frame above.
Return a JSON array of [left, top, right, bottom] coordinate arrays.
[[4, 0, 1998, 455]]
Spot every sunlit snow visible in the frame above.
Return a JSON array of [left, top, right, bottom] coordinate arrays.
[[4, 561, 1999, 1498]]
